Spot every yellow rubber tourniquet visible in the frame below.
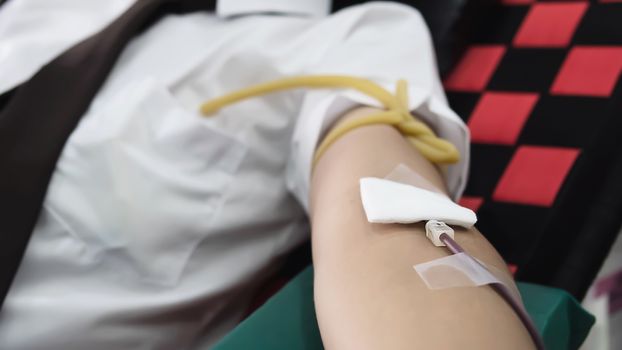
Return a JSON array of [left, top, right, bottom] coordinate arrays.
[[199, 75, 460, 166]]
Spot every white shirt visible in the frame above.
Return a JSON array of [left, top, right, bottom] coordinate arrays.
[[0, 1, 470, 349]]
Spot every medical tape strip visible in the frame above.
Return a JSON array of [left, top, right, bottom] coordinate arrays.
[[478, 259, 523, 303], [384, 163, 444, 195], [413, 253, 523, 304]]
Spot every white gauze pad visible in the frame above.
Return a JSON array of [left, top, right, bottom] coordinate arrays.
[[359, 177, 476, 227]]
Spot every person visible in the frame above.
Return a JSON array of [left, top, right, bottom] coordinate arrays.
[[0, 0, 534, 348]]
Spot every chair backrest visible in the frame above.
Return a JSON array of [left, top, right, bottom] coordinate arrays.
[[440, 0, 622, 300]]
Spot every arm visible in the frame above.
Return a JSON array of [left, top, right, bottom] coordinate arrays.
[[310, 107, 535, 349]]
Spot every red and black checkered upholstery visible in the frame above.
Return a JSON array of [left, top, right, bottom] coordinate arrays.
[[443, 0, 622, 299]]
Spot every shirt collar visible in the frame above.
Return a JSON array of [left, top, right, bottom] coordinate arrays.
[[216, 0, 331, 18]]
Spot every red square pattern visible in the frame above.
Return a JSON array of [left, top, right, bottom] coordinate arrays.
[[514, 3, 588, 48], [444, 45, 506, 92], [493, 146, 580, 207], [458, 196, 484, 213], [551, 46, 622, 97], [468, 92, 539, 145]]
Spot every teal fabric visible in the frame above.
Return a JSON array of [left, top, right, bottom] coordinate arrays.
[[214, 266, 595, 350], [518, 283, 595, 350]]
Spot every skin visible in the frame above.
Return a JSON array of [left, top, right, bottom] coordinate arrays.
[[310, 107, 535, 350]]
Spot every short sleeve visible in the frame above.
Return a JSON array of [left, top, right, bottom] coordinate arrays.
[[285, 2, 470, 212]]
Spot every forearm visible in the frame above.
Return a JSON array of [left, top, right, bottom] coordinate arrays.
[[310, 107, 534, 349]]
